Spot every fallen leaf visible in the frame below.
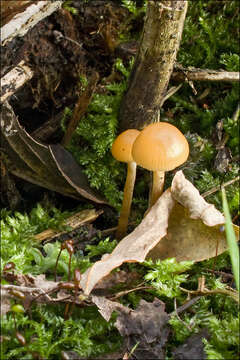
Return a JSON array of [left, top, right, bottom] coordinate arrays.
[[171, 171, 225, 226], [80, 171, 239, 295], [1, 101, 107, 204], [92, 296, 170, 360], [149, 171, 239, 262], [80, 189, 175, 294], [148, 203, 230, 262], [29, 274, 57, 292], [172, 328, 210, 360], [49, 144, 106, 203], [95, 270, 140, 292]]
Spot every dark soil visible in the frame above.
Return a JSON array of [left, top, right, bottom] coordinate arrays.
[[0, 1, 132, 212]]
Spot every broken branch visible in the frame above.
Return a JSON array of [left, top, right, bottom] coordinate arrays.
[[0, 61, 33, 103], [172, 66, 240, 83], [1, 0, 63, 45], [62, 71, 99, 147]]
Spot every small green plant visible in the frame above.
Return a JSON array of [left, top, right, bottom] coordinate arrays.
[[63, 0, 78, 15], [1, 206, 123, 359], [86, 237, 117, 258], [143, 258, 194, 298], [1, 305, 121, 359], [1, 205, 72, 273], [203, 315, 240, 360], [121, 0, 147, 16]]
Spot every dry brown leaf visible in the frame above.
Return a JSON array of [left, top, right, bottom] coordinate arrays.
[[171, 171, 225, 226], [30, 274, 57, 292], [92, 296, 170, 359], [149, 171, 238, 262], [80, 189, 175, 294], [80, 171, 239, 295], [148, 203, 230, 262], [1, 101, 107, 204]]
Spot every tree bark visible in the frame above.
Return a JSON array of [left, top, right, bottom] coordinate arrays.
[[119, 0, 188, 131]]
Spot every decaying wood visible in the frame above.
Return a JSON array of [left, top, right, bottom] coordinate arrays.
[[1, 0, 63, 46], [1, 1, 36, 25], [0, 61, 33, 103], [31, 112, 64, 142], [62, 71, 99, 147], [119, 0, 188, 130], [34, 209, 103, 243], [172, 66, 240, 83]]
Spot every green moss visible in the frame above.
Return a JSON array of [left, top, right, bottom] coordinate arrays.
[[178, 0, 239, 69], [1, 206, 122, 359], [144, 258, 194, 299], [1, 305, 121, 359], [64, 59, 134, 210]]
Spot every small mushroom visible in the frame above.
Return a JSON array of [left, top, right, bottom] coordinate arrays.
[[132, 122, 189, 208], [111, 129, 140, 239]]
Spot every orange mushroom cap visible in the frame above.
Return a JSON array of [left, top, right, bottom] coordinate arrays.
[[132, 122, 189, 171], [111, 129, 140, 163]]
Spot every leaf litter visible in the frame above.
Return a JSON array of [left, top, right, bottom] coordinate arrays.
[[1, 101, 107, 204], [1, 171, 239, 358], [80, 171, 239, 295], [92, 296, 170, 359]]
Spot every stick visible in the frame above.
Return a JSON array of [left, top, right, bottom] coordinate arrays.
[[172, 66, 240, 83], [62, 71, 99, 147], [0, 61, 33, 103], [34, 209, 103, 243], [1, 1, 63, 46], [201, 176, 239, 198]]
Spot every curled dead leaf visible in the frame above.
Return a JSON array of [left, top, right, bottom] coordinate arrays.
[[80, 171, 239, 295], [1, 101, 107, 204], [171, 171, 225, 226], [80, 189, 175, 294], [148, 203, 231, 262]]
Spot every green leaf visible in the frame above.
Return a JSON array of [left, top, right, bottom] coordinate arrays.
[[222, 188, 239, 291]]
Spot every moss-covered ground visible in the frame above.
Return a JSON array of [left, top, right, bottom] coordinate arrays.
[[1, 1, 239, 358]]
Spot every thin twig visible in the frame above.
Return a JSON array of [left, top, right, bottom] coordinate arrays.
[[205, 269, 234, 280], [180, 286, 239, 303], [201, 176, 239, 198], [109, 285, 152, 301], [171, 298, 192, 331], [1, 284, 53, 303], [62, 71, 99, 147], [169, 296, 201, 317], [34, 209, 102, 243], [172, 66, 240, 83]]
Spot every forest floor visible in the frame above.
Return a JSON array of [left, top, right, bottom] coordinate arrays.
[[1, 1, 239, 359]]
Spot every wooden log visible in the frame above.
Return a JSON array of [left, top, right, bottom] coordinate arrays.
[[1, 0, 63, 46]]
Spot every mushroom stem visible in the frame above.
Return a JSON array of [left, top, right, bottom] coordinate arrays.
[[116, 161, 137, 240], [149, 170, 165, 207]]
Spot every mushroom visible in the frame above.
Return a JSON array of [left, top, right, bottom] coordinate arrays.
[[132, 122, 189, 208], [111, 129, 140, 239]]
